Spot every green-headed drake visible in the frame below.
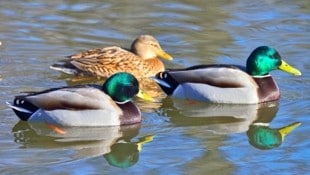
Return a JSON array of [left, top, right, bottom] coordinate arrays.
[[154, 46, 301, 104], [7, 72, 153, 126]]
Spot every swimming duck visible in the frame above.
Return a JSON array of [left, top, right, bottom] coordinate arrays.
[[153, 46, 301, 104], [6, 72, 153, 126], [50, 35, 173, 78], [247, 122, 301, 150]]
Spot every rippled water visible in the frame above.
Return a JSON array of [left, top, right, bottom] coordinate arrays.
[[0, 0, 309, 175]]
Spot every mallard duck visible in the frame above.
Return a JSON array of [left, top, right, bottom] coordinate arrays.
[[6, 72, 153, 126], [153, 46, 301, 104], [50, 35, 173, 78], [247, 122, 301, 150]]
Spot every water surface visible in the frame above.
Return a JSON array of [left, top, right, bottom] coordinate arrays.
[[0, 0, 309, 175]]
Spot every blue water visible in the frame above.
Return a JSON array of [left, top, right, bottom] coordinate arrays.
[[0, 0, 309, 175]]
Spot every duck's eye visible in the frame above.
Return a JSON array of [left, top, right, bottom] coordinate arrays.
[[268, 54, 278, 59], [150, 43, 159, 48], [266, 49, 281, 59], [273, 52, 281, 59]]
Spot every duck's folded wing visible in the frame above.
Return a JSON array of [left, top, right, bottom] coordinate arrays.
[[25, 87, 118, 111], [69, 46, 143, 76], [69, 46, 139, 62], [168, 65, 258, 88]]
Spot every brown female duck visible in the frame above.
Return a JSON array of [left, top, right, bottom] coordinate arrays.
[[50, 35, 173, 78]]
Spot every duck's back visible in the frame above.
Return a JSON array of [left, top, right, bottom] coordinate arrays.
[[158, 65, 263, 104], [69, 46, 145, 78]]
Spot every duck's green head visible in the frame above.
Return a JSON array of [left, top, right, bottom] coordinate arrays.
[[246, 46, 301, 76], [102, 72, 153, 103]]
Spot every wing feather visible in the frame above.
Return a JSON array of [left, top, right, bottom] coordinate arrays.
[[25, 87, 117, 110], [69, 46, 145, 77], [168, 65, 257, 88]]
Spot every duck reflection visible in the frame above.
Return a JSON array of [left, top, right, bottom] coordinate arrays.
[[104, 134, 153, 168], [160, 98, 279, 134], [247, 122, 301, 150], [160, 98, 300, 149], [12, 121, 153, 168]]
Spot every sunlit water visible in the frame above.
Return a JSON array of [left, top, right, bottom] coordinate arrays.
[[0, 0, 309, 175]]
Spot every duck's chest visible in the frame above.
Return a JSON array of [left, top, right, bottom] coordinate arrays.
[[143, 58, 165, 77], [253, 76, 280, 103]]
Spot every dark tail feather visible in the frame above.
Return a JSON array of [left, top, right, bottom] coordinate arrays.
[[6, 96, 39, 121], [152, 72, 179, 95], [50, 61, 78, 75]]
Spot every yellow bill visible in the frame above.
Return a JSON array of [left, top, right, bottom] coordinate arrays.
[[278, 122, 301, 140], [136, 90, 156, 102], [279, 60, 302, 76], [157, 49, 173, 60], [136, 135, 154, 152]]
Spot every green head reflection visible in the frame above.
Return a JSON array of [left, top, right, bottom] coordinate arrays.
[[247, 122, 301, 150], [104, 135, 153, 168]]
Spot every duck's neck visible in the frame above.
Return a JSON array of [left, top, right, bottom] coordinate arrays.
[[117, 102, 141, 125], [253, 75, 280, 103]]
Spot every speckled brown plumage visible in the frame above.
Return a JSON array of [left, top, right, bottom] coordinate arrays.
[[51, 35, 173, 78]]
